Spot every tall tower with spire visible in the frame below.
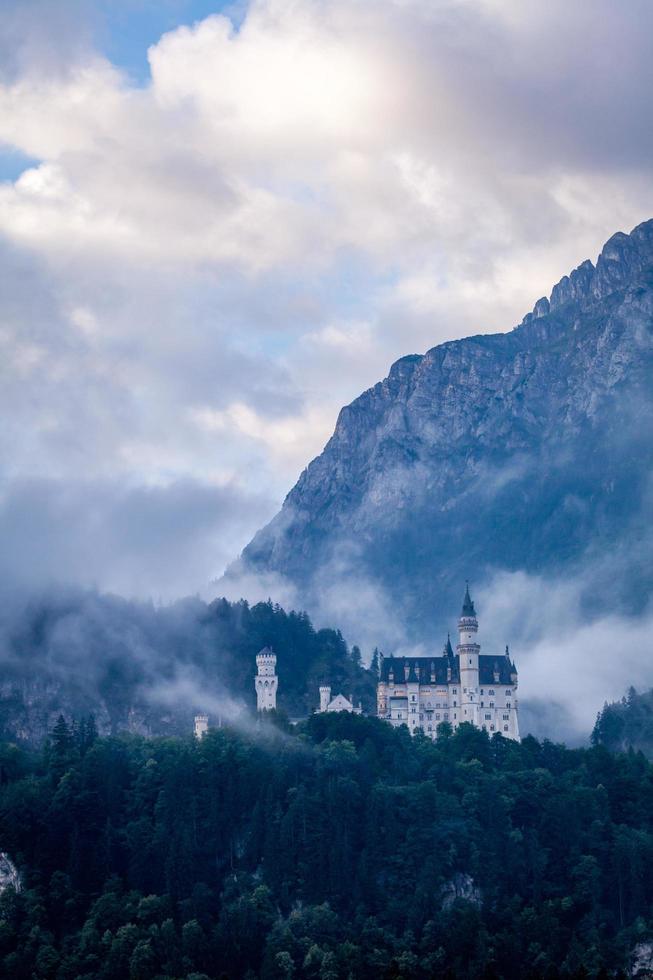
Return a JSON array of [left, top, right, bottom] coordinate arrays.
[[458, 583, 480, 727], [376, 583, 519, 740]]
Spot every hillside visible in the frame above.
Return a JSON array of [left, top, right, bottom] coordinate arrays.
[[0, 717, 652, 978], [593, 687, 653, 757], [0, 590, 375, 743], [235, 220, 653, 642]]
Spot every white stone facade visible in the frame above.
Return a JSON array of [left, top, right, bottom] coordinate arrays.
[[377, 587, 520, 741], [194, 713, 209, 738], [255, 648, 278, 711], [318, 686, 362, 714]]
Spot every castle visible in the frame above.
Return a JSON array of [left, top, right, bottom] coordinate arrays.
[[319, 686, 362, 714], [255, 647, 278, 711], [376, 585, 519, 740], [199, 588, 519, 741]]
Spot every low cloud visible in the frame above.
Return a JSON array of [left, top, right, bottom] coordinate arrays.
[[0, 476, 273, 600]]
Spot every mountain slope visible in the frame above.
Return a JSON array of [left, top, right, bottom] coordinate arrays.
[[235, 220, 653, 642]]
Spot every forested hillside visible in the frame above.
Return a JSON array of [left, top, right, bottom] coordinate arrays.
[[0, 592, 376, 741], [593, 687, 653, 757], [0, 716, 652, 978]]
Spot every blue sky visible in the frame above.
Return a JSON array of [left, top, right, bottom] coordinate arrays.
[[94, 1, 240, 82]]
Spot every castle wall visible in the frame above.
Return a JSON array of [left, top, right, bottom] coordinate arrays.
[[380, 681, 519, 740]]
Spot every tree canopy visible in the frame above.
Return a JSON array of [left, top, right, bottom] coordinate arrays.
[[0, 714, 651, 977]]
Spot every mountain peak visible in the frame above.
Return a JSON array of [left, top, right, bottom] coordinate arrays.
[[520, 218, 653, 326]]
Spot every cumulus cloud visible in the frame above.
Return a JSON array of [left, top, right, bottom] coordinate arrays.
[[0, 0, 652, 613]]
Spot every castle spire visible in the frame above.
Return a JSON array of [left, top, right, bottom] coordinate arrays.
[[461, 581, 476, 618]]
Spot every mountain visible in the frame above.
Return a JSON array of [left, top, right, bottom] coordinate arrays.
[[235, 220, 653, 643]]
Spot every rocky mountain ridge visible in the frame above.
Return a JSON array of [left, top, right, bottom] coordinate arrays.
[[237, 220, 653, 643]]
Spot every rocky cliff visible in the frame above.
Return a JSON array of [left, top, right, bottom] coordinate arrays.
[[237, 220, 653, 642]]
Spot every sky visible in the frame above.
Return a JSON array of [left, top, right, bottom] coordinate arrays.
[[1, 0, 652, 606]]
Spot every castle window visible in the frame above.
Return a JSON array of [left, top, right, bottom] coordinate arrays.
[[489, 689, 495, 695], [480, 701, 484, 707], [444, 713, 449, 720], [463, 688, 467, 693], [503, 714, 509, 721], [503, 725, 509, 731], [436, 713, 440, 720], [485, 714, 491, 720], [469, 659, 472, 665], [453, 689, 458, 694], [480, 689, 484, 695], [506, 702, 511, 708], [490, 702, 494, 708], [490, 725, 495, 731], [453, 714, 457, 719]]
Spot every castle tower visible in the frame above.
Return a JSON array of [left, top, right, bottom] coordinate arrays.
[[457, 583, 480, 726], [319, 685, 331, 712], [255, 647, 278, 711], [194, 713, 208, 738]]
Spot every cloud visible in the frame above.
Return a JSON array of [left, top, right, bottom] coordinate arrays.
[[478, 570, 653, 743], [0, 0, 652, 612], [0, 476, 272, 599]]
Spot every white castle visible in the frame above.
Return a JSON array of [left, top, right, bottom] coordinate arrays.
[[377, 585, 519, 740], [255, 647, 278, 711], [318, 686, 362, 714], [194, 713, 209, 738]]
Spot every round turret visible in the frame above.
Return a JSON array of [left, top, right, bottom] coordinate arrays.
[[256, 648, 277, 676], [255, 648, 278, 710], [194, 714, 209, 738]]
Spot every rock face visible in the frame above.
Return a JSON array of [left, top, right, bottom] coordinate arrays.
[[237, 220, 653, 641], [0, 853, 21, 894]]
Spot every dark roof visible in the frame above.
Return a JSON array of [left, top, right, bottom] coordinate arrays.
[[381, 656, 453, 685], [461, 583, 476, 617], [478, 656, 515, 685], [380, 654, 516, 686]]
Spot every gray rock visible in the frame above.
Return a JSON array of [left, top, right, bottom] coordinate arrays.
[[440, 872, 482, 910], [0, 853, 21, 894], [236, 220, 653, 641]]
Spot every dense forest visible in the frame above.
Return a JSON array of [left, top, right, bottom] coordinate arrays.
[[0, 591, 376, 741], [592, 687, 653, 758], [0, 714, 652, 978]]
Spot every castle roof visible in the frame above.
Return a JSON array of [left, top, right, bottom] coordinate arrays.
[[461, 583, 476, 618], [380, 654, 515, 686]]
